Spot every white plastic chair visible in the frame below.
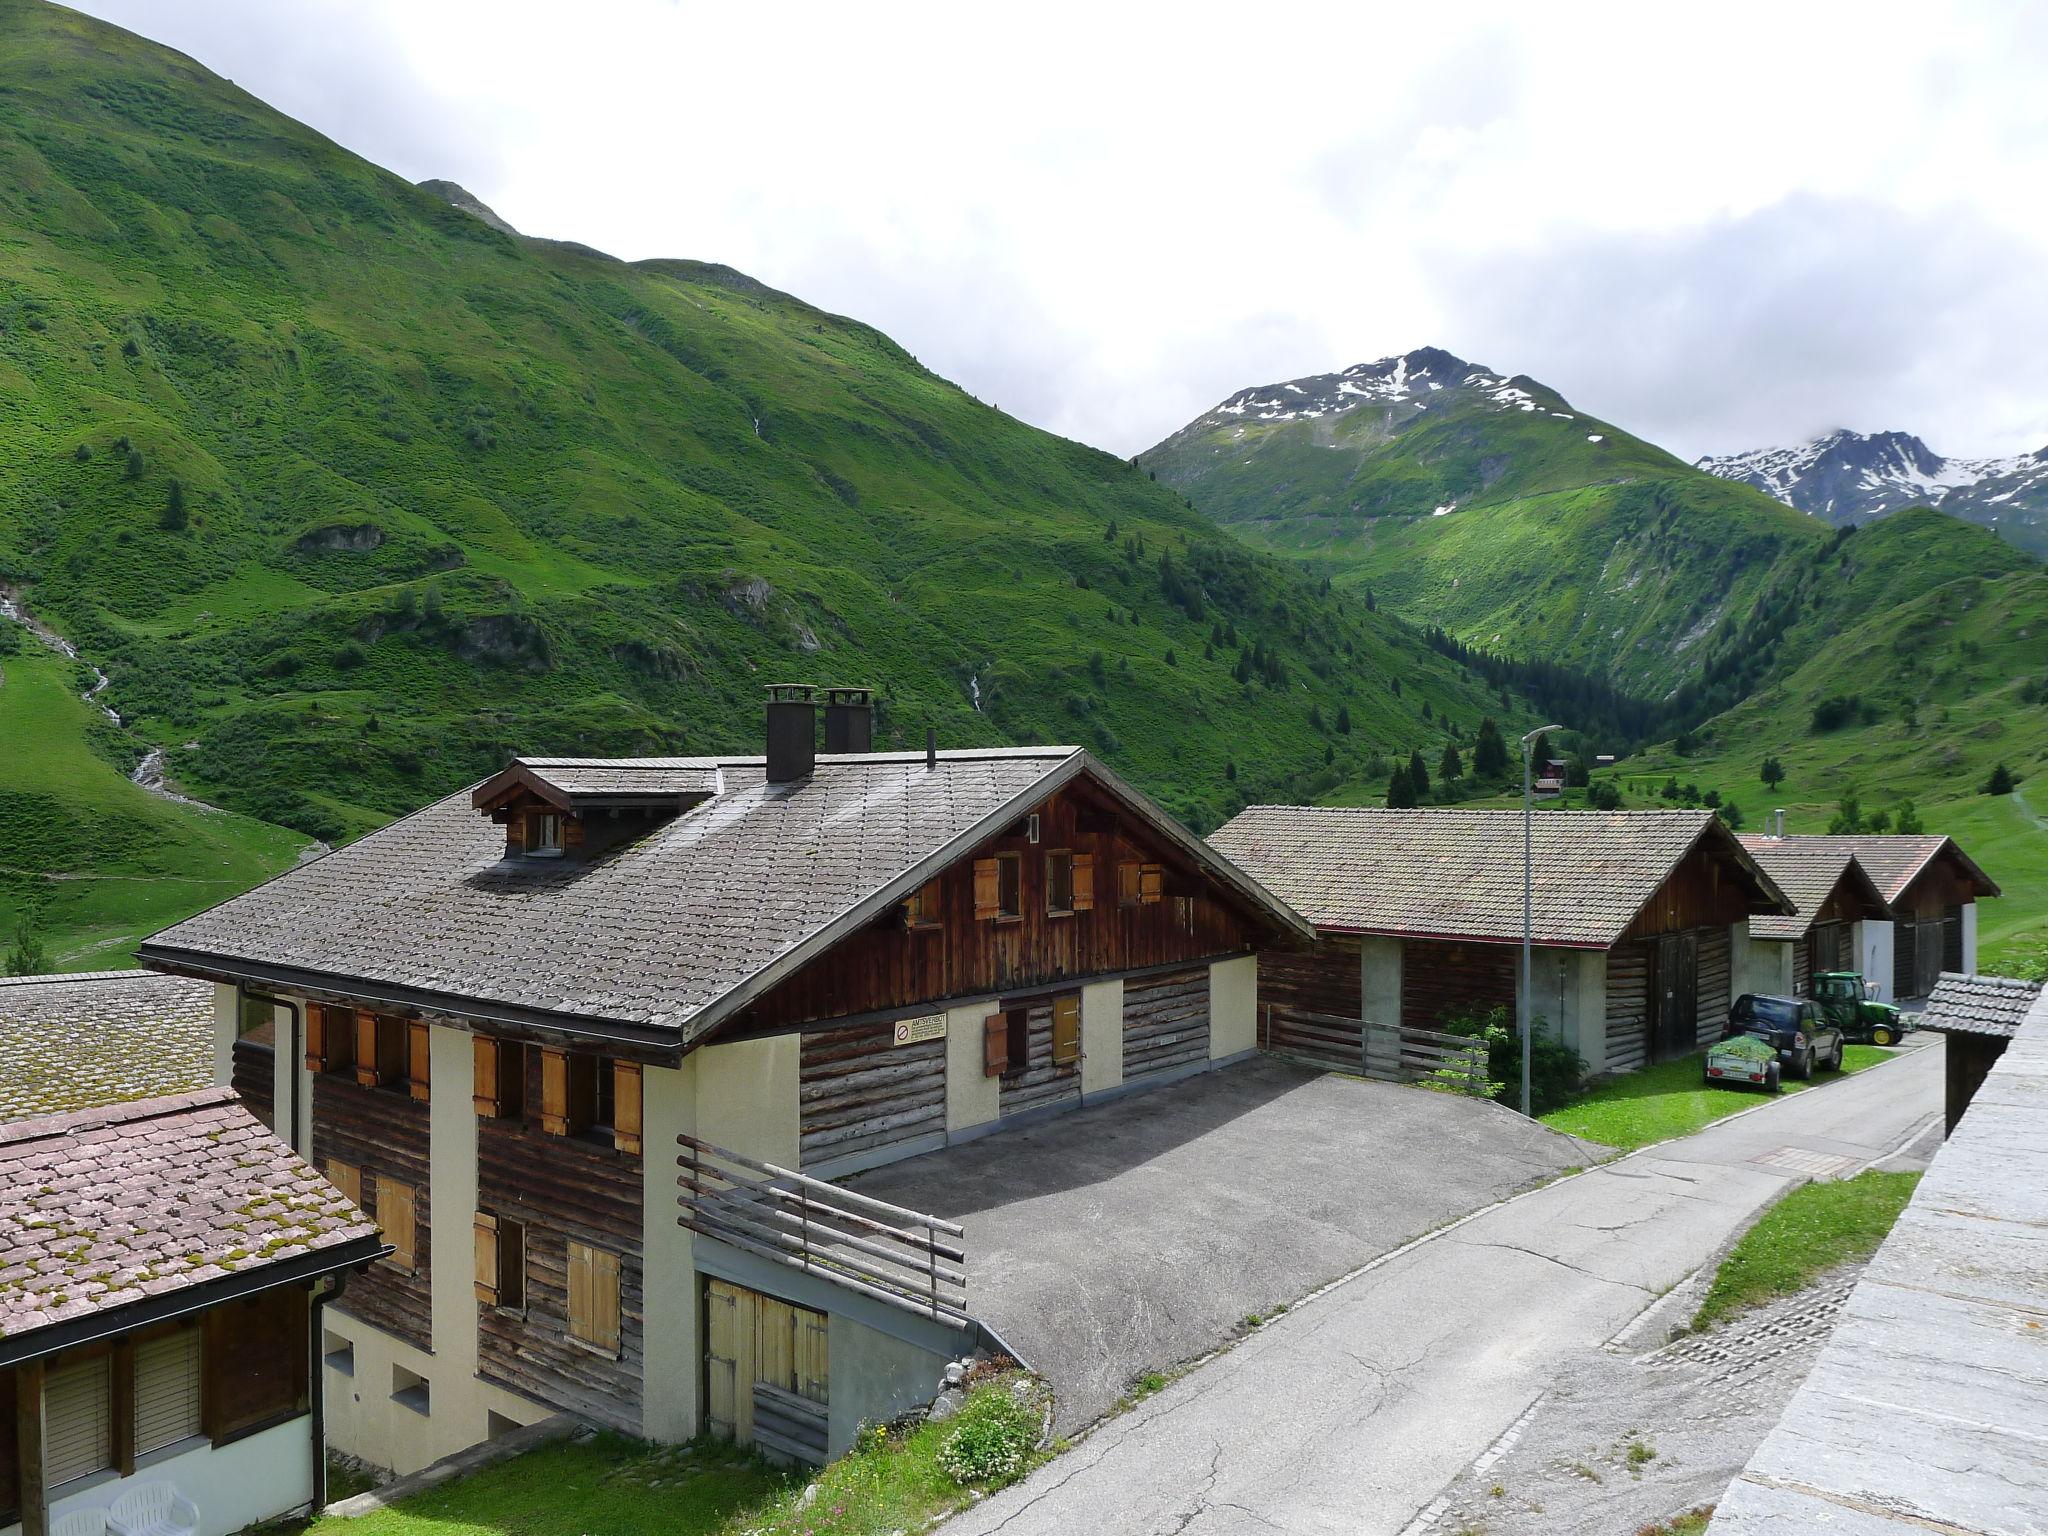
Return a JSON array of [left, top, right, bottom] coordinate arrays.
[[51, 1510, 109, 1536], [105, 1484, 199, 1536]]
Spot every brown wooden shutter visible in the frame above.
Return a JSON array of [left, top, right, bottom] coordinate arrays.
[[407, 1021, 431, 1102], [1118, 861, 1141, 906], [1072, 851, 1096, 912], [539, 1047, 570, 1136], [613, 1062, 643, 1155], [323, 1158, 362, 1208], [353, 1011, 380, 1088], [982, 1012, 1009, 1077], [376, 1177, 416, 1272], [1140, 863, 1165, 905], [304, 1005, 329, 1073], [473, 1212, 500, 1306], [1051, 994, 1081, 1066], [568, 1241, 621, 1355], [972, 858, 1001, 921], [472, 1036, 502, 1117]]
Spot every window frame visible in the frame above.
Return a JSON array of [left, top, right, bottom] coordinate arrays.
[[1117, 860, 1142, 908], [525, 809, 565, 859], [1044, 849, 1075, 917], [905, 878, 943, 930], [993, 852, 1023, 922], [1003, 1007, 1030, 1080]]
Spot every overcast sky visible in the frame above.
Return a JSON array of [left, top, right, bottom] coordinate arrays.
[[71, 1, 2048, 461]]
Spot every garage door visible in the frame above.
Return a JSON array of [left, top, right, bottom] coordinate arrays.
[[706, 1279, 829, 1464]]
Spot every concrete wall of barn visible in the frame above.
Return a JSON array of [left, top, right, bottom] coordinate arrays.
[[1857, 920, 1897, 1003]]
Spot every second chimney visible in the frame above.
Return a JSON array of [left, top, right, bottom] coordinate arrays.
[[823, 686, 875, 754], [765, 683, 819, 784]]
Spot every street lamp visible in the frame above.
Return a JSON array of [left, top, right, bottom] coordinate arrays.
[[1520, 724, 1565, 1118]]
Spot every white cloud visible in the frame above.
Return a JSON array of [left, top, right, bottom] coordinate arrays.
[[66, 0, 2048, 460]]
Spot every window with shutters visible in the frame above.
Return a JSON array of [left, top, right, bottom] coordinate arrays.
[[1050, 994, 1081, 1066], [1118, 860, 1142, 907], [567, 1240, 622, 1356], [472, 1035, 526, 1119], [904, 878, 942, 929], [1045, 850, 1075, 916], [133, 1325, 202, 1455], [44, 1352, 114, 1487], [352, 1012, 416, 1093], [306, 1003, 357, 1076], [972, 854, 1024, 921], [474, 1212, 526, 1312], [377, 1176, 418, 1273], [1004, 1008, 1029, 1078], [542, 1050, 635, 1147]]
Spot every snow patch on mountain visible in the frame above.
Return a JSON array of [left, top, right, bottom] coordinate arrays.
[[1194, 347, 1572, 433], [1698, 428, 2048, 523]]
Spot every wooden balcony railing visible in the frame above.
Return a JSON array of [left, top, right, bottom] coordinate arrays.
[[678, 1133, 968, 1326]]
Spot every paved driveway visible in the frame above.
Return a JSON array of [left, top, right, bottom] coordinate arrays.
[[848, 1057, 1588, 1430]]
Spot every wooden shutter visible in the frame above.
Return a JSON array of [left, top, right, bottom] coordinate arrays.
[[567, 1241, 621, 1355], [972, 858, 1001, 921], [377, 1176, 417, 1272], [472, 1036, 502, 1117], [539, 1047, 570, 1135], [44, 1353, 113, 1487], [304, 1004, 330, 1073], [1072, 851, 1096, 912], [1051, 994, 1081, 1066], [613, 1062, 643, 1155], [353, 1011, 380, 1088], [1118, 861, 1141, 906], [1140, 863, 1165, 905], [324, 1158, 362, 1207], [474, 1212, 500, 1306], [133, 1327, 201, 1455], [407, 1021, 431, 1101], [982, 1012, 1009, 1077]]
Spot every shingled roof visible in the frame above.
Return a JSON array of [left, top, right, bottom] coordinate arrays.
[[1792, 834, 2001, 907], [0, 971, 216, 1124], [143, 749, 1308, 1048], [1737, 837, 1892, 940], [1208, 807, 1790, 949], [0, 1087, 381, 1362], [471, 756, 723, 812], [1917, 971, 2043, 1039]]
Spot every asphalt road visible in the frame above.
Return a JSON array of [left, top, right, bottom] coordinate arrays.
[[942, 1040, 1944, 1536]]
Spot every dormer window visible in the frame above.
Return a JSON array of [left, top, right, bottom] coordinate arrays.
[[527, 811, 565, 858]]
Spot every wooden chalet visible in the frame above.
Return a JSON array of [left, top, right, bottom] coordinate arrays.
[[1736, 836, 1893, 997], [138, 685, 1311, 1473], [1795, 835, 2000, 1000], [1209, 807, 1793, 1076]]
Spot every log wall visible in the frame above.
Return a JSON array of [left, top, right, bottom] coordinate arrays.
[[1257, 937, 1361, 1018], [1695, 924, 1733, 1048], [1400, 939, 1519, 1034], [312, 1073, 433, 1352], [232, 1037, 274, 1129], [799, 1022, 946, 1171], [1122, 967, 1210, 1082], [1605, 942, 1652, 1075]]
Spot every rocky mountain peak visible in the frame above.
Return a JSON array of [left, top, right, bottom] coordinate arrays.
[[418, 178, 519, 236]]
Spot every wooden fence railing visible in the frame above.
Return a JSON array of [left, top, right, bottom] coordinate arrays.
[[1260, 1005, 1492, 1097], [678, 1134, 969, 1326]]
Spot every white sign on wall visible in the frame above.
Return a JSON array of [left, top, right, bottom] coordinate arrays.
[[893, 1014, 947, 1046]]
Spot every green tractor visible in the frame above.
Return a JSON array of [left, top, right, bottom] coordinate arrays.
[[1811, 971, 1908, 1046]]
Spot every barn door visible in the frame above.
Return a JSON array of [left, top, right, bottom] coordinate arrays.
[[1942, 905, 1964, 974], [1916, 918, 1944, 998], [1653, 932, 1698, 1063], [705, 1279, 753, 1445], [1894, 919, 1917, 999], [704, 1279, 830, 1454]]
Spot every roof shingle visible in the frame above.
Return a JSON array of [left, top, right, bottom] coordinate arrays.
[[1917, 971, 2043, 1039], [1736, 837, 1891, 940], [1787, 834, 2000, 905], [0, 971, 215, 1124], [1208, 807, 1788, 948]]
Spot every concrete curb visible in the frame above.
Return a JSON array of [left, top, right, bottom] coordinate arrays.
[[321, 1414, 583, 1517]]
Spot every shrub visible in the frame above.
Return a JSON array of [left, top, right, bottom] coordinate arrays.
[[1760, 755, 1784, 788], [1894, 799, 1924, 835], [1438, 1004, 1586, 1115], [1986, 762, 2017, 795], [159, 479, 187, 531], [73, 442, 92, 462], [938, 1386, 1039, 1486], [1588, 780, 1623, 811], [1811, 694, 1861, 732], [124, 447, 145, 479]]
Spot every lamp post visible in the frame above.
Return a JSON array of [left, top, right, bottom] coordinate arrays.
[[1520, 724, 1565, 1117]]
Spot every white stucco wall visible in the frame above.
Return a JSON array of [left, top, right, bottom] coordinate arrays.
[[28, 1413, 315, 1536], [1079, 979, 1124, 1096], [944, 1001, 999, 1131], [1208, 955, 1258, 1059], [1562, 949, 1606, 1070], [642, 1056, 700, 1442], [1747, 937, 1794, 999], [429, 1025, 478, 1385], [1858, 919, 1897, 1003]]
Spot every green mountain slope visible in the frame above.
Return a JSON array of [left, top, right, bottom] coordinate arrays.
[[1143, 348, 1833, 696], [0, 1, 1530, 963]]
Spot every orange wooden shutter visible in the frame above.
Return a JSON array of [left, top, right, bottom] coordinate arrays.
[[473, 1212, 500, 1305], [304, 1005, 329, 1073], [472, 1036, 502, 1117], [407, 1021, 431, 1102], [568, 1241, 621, 1354], [1072, 852, 1096, 911], [376, 1177, 416, 1271], [353, 1011, 379, 1088], [1118, 861, 1141, 906], [323, 1158, 362, 1207], [982, 1013, 1009, 1077], [613, 1062, 643, 1156], [1140, 863, 1165, 905], [539, 1047, 570, 1136], [972, 858, 1001, 921], [1051, 995, 1081, 1066]]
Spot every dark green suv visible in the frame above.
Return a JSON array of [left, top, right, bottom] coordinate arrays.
[[1725, 993, 1845, 1080]]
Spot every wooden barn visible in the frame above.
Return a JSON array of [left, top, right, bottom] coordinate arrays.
[[138, 686, 1310, 1475], [1736, 836, 1893, 997], [1209, 807, 1793, 1076], [1810, 835, 2001, 1000]]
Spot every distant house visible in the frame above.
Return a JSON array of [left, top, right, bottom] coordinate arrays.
[[1, 981, 380, 1536], [1915, 971, 2042, 1134], [1736, 837, 1893, 996], [1208, 808, 1792, 1075], [1768, 835, 2000, 1000], [139, 686, 1311, 1473]]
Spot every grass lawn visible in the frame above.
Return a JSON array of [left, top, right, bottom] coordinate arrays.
[[1541, 1045, 1895, 1152], [1692, 1169, 1922, 1330], [300, 1377, 1044, 1536]]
